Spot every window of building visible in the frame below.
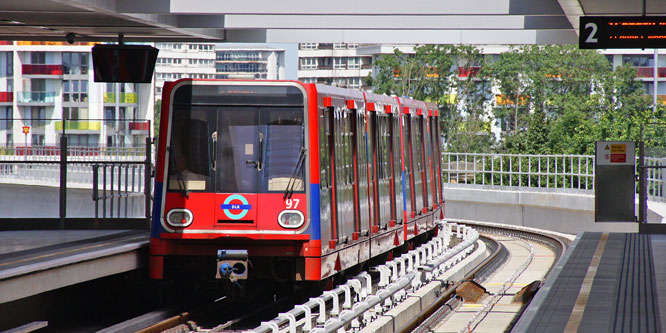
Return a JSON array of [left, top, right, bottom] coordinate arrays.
[[5, 52, 12, 76], [347, 44, 358, 49], [6, 133, 12, 146], [348, 57, 361, 69], [31, 134, 44, 146], [623, 55, 653, 67], [27, 106, 45, 129], [67, 134, 98, 147], [63, 107, 89, 121], [300, 57, 318, 70], [348, 77, 361, 89], [30, 52, 45, 64], [299, 43, 318, 50], [334, 43, 346, 49], [333, 57, 347, 69], [1, 106, 12, 130], [63, 79, 88, 103], [62, 52, 88, 75]]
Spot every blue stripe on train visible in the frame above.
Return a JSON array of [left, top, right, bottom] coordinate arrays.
[[150, 181, 164, 238], [310, 183, 321, 240]]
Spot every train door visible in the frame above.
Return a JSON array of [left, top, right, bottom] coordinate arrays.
[[367, 111, 377, 231], [391, 114, 403, 224], [377, 114, 392, 229], [429, 115, 439, 207], [355, 110, 371, 236], [333, 107, 355, 243], [411, 115, 425, 214], [422, 116, 433, 211], [402, 114, 414, 218], [319, 106, 335, 245], [215, 107, 261, 225], [214, 106, 305, 226]]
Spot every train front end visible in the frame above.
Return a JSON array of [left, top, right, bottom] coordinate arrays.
[[150, 80, 319, 281]]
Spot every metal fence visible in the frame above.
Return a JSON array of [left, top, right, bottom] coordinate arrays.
[[0, 138, 151, 224], [442, 152, 666, 202]]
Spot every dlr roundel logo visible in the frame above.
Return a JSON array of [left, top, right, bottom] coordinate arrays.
[[220, 194, 252, 220]]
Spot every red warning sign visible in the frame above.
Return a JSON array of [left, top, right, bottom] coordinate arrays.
[[610, 154, 626, 163]]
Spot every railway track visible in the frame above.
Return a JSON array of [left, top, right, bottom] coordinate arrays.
[[410, 230, 561, 332], [102, 221, 572, 333]]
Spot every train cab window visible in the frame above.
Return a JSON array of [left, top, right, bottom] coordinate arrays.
[[216, 106, 304, 194], [260, 107, 305, 193], [167, 108, 214, 193]]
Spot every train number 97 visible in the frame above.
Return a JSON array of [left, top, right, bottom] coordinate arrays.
[[285, 199, 300, 209]]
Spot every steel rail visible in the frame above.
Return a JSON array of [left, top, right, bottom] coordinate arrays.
[[397, 222, 569, 333], [396, 236, 504, 333]]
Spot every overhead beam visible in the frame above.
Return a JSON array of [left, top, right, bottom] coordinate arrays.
[[224, 28, 578, 44]]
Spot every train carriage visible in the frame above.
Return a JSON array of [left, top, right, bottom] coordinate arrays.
[[149, 79, 444, 282]]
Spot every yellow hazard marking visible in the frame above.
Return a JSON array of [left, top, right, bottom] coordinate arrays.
[[564, 233, 608, 333], [610, 144, 626, 153], [604, 145, 609, 150], [462, 304, 484, 308]]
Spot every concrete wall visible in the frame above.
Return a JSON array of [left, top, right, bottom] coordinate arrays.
[[0, 184, 145, 218], [442, 184, 666, 234]]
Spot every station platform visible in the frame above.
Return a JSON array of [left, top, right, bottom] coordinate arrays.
[[0, 229, 149, 304], [514, 232, 666, 332]]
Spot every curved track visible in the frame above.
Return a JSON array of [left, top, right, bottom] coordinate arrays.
[[104, 222, 570, 333]]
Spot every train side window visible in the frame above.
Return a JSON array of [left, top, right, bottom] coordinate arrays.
[[318, 107, 332, 190]]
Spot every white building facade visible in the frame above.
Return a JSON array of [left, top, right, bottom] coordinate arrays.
[[297, 43, 372, 89], [215, 46, 286, 80], [154, 42, 217, 98], [0, 41, 154, 148]]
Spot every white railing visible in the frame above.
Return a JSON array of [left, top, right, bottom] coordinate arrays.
[[0, 162, 147, 192], [441, 152, 595, 192], [441, 152, 666, 202], [0, 145, 146, 162]]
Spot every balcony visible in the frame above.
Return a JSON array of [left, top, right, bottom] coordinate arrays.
[[636, 67, 666, 78], [55, 121, 101, 131], [22, 64, 63, 76], [17, 91, 56, 104], [0, 92, 12, 103], [104, 93, 138, 104], [129, 121, 150, 131]]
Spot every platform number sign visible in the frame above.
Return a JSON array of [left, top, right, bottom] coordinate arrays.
[[580, 17, 606, 49], [580, 16, 666, 49]]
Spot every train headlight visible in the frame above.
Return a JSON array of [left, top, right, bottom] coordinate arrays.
[[278, 210, 304, 229], [166, 209, 193, 227]]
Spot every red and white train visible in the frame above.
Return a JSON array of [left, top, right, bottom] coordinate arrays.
[[149, 79, 444, 282]]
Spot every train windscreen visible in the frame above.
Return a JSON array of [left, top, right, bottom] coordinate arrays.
[[167, 83, 305, 194]]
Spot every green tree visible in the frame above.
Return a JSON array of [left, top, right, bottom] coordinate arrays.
[[370, 45, 495, 152], [154, 99, 161, 138]]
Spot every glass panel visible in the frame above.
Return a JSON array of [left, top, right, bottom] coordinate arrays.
[[259, 107, 304, 192], [216, 107, 259, 193], [168, 106, 215, 192]]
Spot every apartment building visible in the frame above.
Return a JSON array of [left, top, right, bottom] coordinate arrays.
[[154, 42, 217, 98], [0, 41, 153, 147], [215, 45, 286, 80], [297, 43, 373, 89]]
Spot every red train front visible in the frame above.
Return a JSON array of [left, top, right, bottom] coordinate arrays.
[[149, 79, 444, 283]]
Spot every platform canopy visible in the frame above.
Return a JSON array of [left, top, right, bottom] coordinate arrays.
[[0, 0, 661, 44]]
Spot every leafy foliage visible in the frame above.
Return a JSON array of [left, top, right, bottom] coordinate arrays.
[[368, 44, 657, 155]]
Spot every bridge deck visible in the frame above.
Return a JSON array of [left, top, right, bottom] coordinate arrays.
[[514, 232, 666, 332]]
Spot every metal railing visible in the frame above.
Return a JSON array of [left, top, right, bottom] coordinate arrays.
[[442, 153, 595, 192], [442, 152, 666, 202], [0, 138, 151, 224]]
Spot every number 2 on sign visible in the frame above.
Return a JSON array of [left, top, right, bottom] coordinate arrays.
[[286, 199, 299, 209]]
